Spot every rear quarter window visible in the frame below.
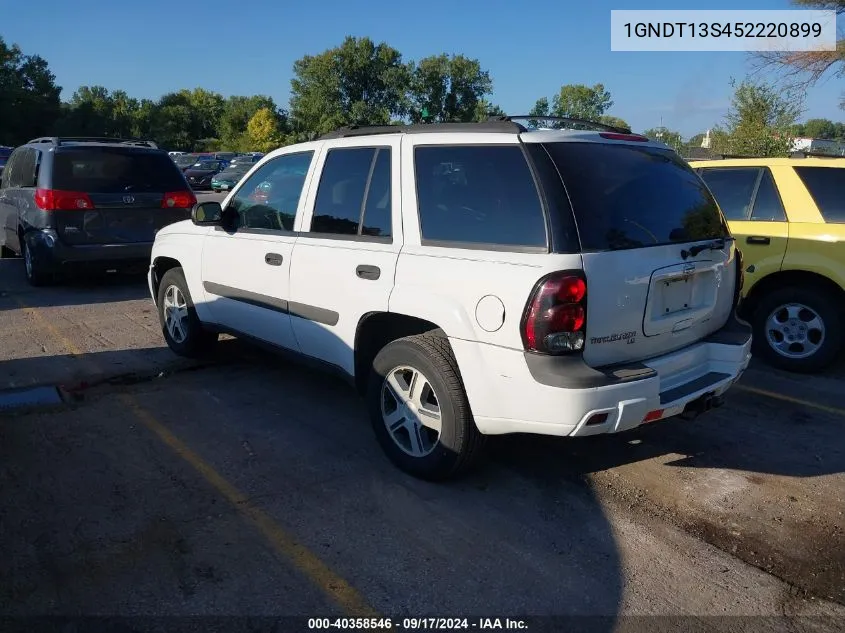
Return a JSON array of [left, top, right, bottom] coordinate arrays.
[[52, 148, 186, 193], [413, 145, 547, 249], [794, 166, 845, 223], [541, 142, 729, 251]]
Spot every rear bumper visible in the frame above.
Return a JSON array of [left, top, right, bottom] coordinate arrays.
[[27, 229, 152, 272], [452, 313, 752, 437]]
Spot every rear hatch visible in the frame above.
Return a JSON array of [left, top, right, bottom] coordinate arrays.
[[534, 138, 737, 367], [48, 146, 192, 245]]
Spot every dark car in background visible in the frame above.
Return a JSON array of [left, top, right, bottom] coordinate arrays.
[[229, 153, 262, 168], [184, 160, 227, 190], [0, 146, 13, 178], [0, 136, 195, 286], [173, 154, 200, 172], [211, 165, 250, 192]]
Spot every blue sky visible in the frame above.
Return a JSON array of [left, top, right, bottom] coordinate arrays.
[[2, 0, 842, 138]]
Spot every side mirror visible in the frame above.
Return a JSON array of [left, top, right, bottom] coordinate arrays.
[[191, 201, 223, 226]]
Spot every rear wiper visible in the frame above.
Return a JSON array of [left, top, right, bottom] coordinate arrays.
[[681, 238, 726, 260]]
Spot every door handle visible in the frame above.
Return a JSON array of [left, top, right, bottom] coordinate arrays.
[[746, 236, 770, 245], [356, 264, 381, 280], [265, 252, 283, 266]]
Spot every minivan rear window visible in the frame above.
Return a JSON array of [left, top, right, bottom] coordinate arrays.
[[540, 142, 729, 251], [52, 148, 186, 193]]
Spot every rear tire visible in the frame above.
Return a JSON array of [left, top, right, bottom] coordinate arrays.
[[0, 244, 17, 258], [156, 267, 218, 357], [751, 285, 844, 373], [21, 235, 54, 287], [367, 330, 485, 481]]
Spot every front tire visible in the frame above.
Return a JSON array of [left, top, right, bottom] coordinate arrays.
[[367, 330, 485, 481], [751, 285, 844, 373], [156, 267, 218, 357]]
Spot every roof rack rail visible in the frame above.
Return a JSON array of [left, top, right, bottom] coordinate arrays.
[[319, 119, 527, 140], [495, 115, 630, 134], [26, 136, 159, 149], [789, 150, 843, 158]]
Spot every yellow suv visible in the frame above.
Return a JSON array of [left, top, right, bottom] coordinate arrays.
[[690, 157, 845, 373]]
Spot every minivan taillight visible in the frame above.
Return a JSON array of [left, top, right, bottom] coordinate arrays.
[[599, 132, 649, 142], [161, 190, 196, 209], [34, 188, 95, 211], [521, 271, 588, 354]]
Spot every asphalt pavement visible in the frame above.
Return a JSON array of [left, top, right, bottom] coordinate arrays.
[[1, 227, 844, 630]]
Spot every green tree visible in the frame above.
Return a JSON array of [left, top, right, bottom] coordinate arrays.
[[643, 127, 683, 149], [472, 99, 505, 122], [528, 84, 615, 128], [289, 36, 409, 135], [218, 95, 279, 150], [713, 78, 803, 156], [552, 83, 613, 120], [688, 132, 706, 147], [802, 117, 837, 138], [407, 54, 493, 123], [599, 115, 631, 132], [246, 107, 283, 153], [0, 37, 62, 144], [527, 97, 550, 128]]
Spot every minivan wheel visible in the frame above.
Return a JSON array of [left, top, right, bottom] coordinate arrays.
[[367, 331, 485, 481], [156, 267, 218, 357], [752, 286, 844, 373], [21, 237, 54, 287]]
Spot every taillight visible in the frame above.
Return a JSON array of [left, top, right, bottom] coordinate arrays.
[[521, 271, 588, 354], [599, 132, 649, 142], [34, 188, 95, 211], [161, 190, 196, 209], [736, 248, 745, 293]]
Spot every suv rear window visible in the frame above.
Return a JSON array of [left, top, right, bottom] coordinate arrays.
[[52, 148, 186, 193], [794, 166, 845, 223], [540, 142, 729, 251]]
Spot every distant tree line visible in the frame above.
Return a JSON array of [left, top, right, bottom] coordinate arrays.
[[3, 23, 843, 158], [0, 35, 635, 152]]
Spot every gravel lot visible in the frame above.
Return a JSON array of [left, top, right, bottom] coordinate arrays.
[[1, 210, 843, 629]]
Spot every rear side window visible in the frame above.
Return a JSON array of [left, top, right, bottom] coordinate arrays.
[[52, 148, 186, 193], [309, 147, 392, 239], [542, 142, 729, 251], [698, 168, 759, 221], [794, 166, 845, 223], [414, 145, 547, 248]]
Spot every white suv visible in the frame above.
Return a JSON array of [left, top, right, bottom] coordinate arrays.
[[147, 118, 752, 480]]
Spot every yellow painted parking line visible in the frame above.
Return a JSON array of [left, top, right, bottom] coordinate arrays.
[[734, 383, 845, 418], [122, 395, 380, 618], [14, 297, 380, 618]]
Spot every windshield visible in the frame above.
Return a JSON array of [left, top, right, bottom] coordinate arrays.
[[540, 142, 729, 251], [53, 148, 186, 193]]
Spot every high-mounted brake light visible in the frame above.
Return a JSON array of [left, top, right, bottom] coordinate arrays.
[[521, 271, 588, 355], [599, 132, 649, 142], [161, 190, 196, 209], [34, 188, 95, 211]]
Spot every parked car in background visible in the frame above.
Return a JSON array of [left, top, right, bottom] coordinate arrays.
[[0, 136, 195, 286], [174, 154, 200, 172], [211, 165, 250, 192], [691, 156, 845, 373], [229, 154, 262, 168], [147, 117, 750, 480], [184, 160, 227, 190], [0, 146, 13, 178]]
